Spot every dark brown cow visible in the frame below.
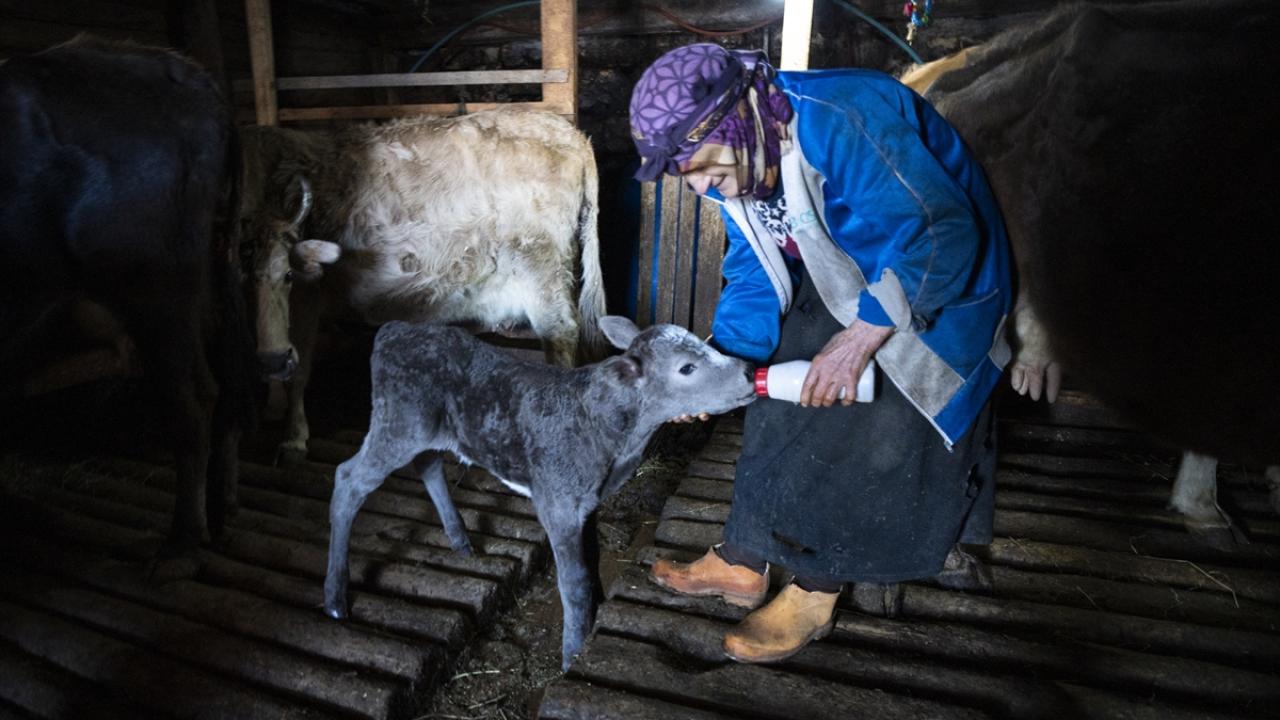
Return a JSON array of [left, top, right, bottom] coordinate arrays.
[[901, 1, 1280, 544], [0, 37, 253, 552]]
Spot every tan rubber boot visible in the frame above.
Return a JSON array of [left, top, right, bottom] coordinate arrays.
[[722, 583, 839, 663], [650, 546, 768, 609]]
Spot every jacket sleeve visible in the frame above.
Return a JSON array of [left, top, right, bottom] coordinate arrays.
[[710, 204, 784, 363], [798, 91, 982, 330]]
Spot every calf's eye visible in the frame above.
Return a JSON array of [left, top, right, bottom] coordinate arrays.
[[284, 269, 295, 283], [679, 363, 696, 375]]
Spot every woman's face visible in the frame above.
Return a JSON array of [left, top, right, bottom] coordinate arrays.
[[681, 164, 744, 198]]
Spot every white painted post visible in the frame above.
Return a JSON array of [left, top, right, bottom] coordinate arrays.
[[780, 0, 815, 71]]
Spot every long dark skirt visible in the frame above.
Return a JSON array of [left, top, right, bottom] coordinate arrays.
[[723, 270, 997, 583]]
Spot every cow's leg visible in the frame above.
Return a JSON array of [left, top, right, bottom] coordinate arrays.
[[1169, 450, 1245, 550], [324, 432, 419, 620], [413, 451, 471, 555], [206, 395, 243, 538], [540, 504, 596, 671], [131, 304, 218, 554], [1266, 466, 1280, 517], [527, 292, 579, 367], [279, 290, 322, 465], [1009, 292, 1063, 403]]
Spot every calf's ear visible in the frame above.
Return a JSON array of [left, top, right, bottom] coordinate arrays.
[[599, 315, 640, 350], [608, 356, 644, 386]]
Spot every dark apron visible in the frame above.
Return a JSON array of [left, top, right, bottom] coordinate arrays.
[[723, 269, 997, 583]]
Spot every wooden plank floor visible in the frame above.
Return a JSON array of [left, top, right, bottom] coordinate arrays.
[[539, 390, 1280, 720], [0, 430, 548, 720]]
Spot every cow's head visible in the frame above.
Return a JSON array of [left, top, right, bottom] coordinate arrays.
[[245, 176, 341, 380]]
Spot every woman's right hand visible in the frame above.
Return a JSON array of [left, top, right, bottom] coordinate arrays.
[[669, 412, 711, 423]]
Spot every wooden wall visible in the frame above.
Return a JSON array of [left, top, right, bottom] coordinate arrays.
[[0, 0, 383, 121]]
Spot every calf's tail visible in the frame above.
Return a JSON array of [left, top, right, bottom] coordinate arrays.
[[575, 142, 607, 362]]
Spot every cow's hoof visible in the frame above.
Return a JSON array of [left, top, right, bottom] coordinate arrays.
[[207, 502, 240, 539], [1185, 520, 1248, 552], [275, 445, 308, 467], [146, 549, 204, 583]]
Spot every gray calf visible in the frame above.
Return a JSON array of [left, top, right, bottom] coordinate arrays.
[[324, 316, 756, 669]]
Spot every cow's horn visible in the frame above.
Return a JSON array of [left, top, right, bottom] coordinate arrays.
[[290, 176, 313, 230]]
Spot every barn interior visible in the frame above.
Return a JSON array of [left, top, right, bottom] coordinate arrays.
[[1, 1, 1278, 719]]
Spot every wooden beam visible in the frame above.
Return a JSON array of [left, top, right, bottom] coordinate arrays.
[[276, 100, 563, 123], [636, 182, 657, 327], [244, 0, 278, 126], [541, 0, 577, 124], [234, 68, 567, 92]]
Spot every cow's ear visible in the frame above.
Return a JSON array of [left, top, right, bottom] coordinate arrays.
[[291, 239, 341, 281], [295, 239, 340, 265], [599, 316, 640, 350]]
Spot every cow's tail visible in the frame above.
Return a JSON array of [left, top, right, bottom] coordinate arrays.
[[576, 142, 608, 362], [212, 123, 259, 433]]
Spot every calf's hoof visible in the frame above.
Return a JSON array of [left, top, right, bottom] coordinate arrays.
[[451, 539, 474, 557], [323, 600, 348, 621]]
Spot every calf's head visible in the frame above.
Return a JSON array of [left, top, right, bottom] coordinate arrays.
[[244, 175, 341, 380], [598, 316, 756, 420]]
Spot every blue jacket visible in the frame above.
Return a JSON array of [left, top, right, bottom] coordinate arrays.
[[709, 69, 1012, 447]]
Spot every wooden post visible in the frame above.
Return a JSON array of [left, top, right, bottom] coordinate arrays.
[[691, 197, 726, 339], [541, 0, 577, 122], [780, 0, 814, 71], [245, 0, 278, 126]]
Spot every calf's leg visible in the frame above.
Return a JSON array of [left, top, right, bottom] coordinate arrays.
[[541, 506, 596, 671], [413, 452, 471, 555], [325, 438, 418, 619]]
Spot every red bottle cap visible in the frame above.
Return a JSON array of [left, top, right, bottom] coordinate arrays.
[[754, 367, 770, 396]]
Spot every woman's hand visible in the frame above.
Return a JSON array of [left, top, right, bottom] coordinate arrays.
[[800, 321, 894, 407], [669, 412, 711, 423]]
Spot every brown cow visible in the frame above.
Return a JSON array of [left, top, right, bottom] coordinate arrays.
[[900, 1, 1280, 546]]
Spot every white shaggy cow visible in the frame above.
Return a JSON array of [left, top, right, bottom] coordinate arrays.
[[899, 1, 1280, 547], [239, 109, 606, 462]]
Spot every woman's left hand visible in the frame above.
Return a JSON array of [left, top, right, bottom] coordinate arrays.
[[800, 320, 894, 406]]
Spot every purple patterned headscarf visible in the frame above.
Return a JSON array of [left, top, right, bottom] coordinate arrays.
[[630, 44, 794, 199]]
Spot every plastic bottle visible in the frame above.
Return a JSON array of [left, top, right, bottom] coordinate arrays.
[[754, 359, 876, 403]]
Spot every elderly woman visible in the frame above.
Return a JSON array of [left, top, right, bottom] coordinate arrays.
[[630, 44, 1012, 663]]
